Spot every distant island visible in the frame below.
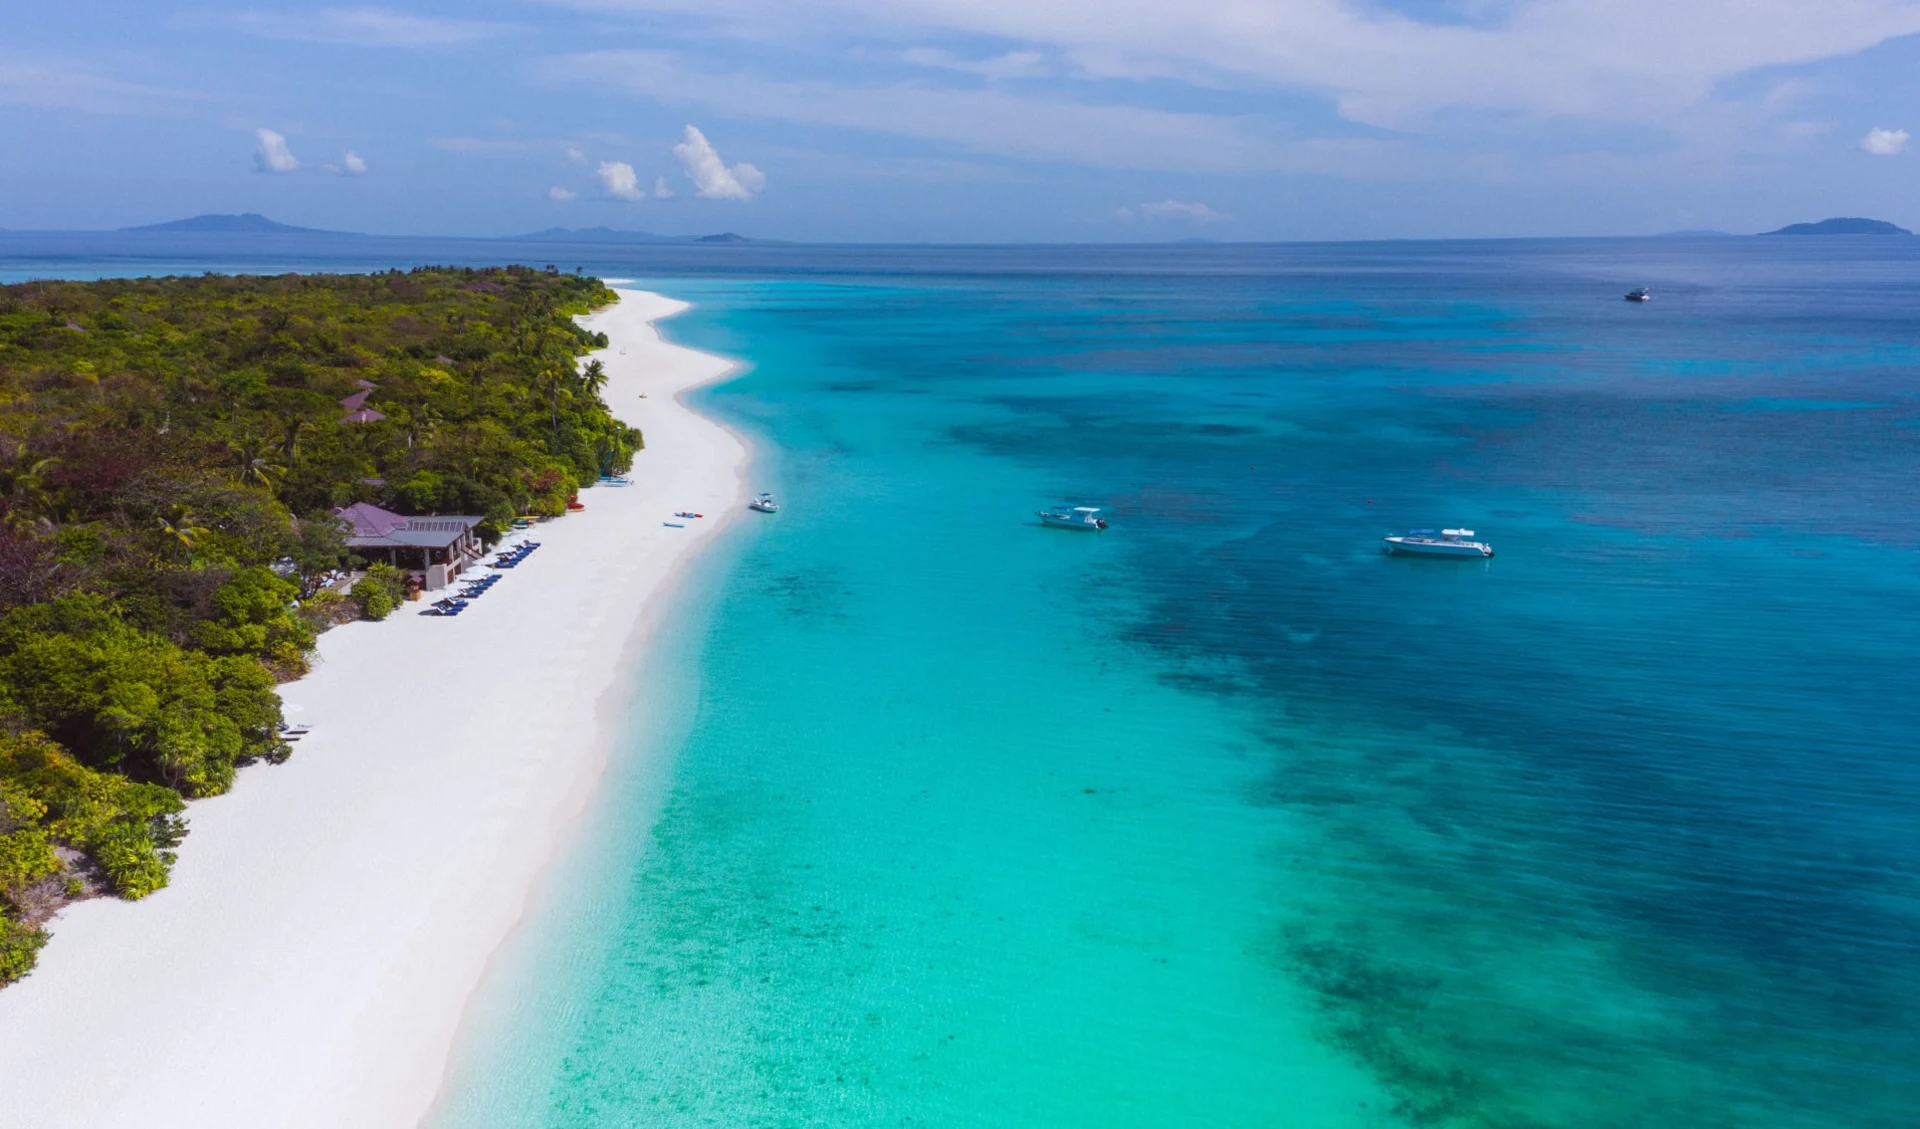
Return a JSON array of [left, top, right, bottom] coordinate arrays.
[[502, 226, 761, 245], [506, 226, 675, 244], [1765, 217, 1912, 236], [120, 213, 342, 235]]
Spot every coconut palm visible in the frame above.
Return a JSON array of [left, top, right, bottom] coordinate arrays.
[[227, 432, 287, 495], [1, 456, 57, 528], [580, 359, 608, 399], [158, 506, 210, 559]]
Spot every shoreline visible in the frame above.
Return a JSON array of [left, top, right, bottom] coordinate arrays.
[[0, 288, 748, 1129]]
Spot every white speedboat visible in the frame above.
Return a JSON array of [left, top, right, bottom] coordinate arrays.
[[1038, 505, 1108, 530], [749, 492, 779, 513], [1382, 528, 1493, 557]]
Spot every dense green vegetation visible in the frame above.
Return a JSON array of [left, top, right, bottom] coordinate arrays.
[[0, 267, 634, 981]]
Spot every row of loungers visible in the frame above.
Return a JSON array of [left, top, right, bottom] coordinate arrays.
[[424, 541, 543, 616]]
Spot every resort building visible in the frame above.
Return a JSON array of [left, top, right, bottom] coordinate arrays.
[[335, 502, 485, 590]]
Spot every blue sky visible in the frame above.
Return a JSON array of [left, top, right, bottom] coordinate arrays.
[[3, 0, 1919, 240]]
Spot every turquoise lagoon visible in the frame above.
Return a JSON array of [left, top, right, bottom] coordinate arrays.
[[426, 248, 1920, 1129], [6, 236, 1916, 1126]]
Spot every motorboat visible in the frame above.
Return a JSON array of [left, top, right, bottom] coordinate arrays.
[[1383, 528, 1493, 557], [749, 493, 779, 513], [1625, 287, 1651, 302], [1038, 505, 1108, 531]]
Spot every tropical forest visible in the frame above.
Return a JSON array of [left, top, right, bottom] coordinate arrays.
[[0, 266, 636, 981]]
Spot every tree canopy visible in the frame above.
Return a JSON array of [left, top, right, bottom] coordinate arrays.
[[0, 266, 631, 982]]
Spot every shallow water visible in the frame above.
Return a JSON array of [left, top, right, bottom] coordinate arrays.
[[426, 242, 1918, 1129], [9, 235, 1916, 1126]]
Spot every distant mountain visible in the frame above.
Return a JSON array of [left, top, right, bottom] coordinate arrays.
[[504, 226, 673, 244], [1765, 217, 1912, 236], [121, 213, 338, 234], [503, 226, 763, 245]]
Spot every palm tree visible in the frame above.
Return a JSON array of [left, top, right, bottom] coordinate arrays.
[[1, 456, 57, 528], [159, 506, 209, 560], [227, 432, 287, 495], [580, 359, 608, 400], [278, 416, 317, 463], [537, 365, 572, 438]]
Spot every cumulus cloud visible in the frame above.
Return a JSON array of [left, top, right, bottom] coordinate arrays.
[[1859, 126, 1909, 155], [672, 125, 765, 200], [340, 150, 368, 175], [653, 175, 676, 199], [596, 160, 645, 200], [549, 185, 578, 200], [1118, 199, 1230, 221], [254, 128, 299, 173], [564, 146, 586, 164]]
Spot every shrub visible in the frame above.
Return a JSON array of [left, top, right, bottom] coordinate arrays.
[[0, 918, 46, 984], [0, 595, 285, 796], [350, 563, 407, 621]]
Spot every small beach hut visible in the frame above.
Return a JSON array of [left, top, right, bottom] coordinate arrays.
[[335, 502, 485, 590]]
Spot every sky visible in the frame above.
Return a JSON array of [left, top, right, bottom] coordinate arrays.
[[3, 0, 1919, 241]]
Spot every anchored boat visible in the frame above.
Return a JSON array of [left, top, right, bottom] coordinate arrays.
[[749, 492, 779, 513], [1038, 505, 1108, 531], [1382, 528, 1493, 558]]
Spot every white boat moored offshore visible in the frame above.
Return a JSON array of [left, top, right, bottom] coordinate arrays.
[[749, 492, 779, 513], [1382, 528, 1494, 558], [1038, 505, 1108, 531]]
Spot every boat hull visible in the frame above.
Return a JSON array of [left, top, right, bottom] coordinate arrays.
[[1382, 537, 1493, 558], [1038, 514, 1105, 530]]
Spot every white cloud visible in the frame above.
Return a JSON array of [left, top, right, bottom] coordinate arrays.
[[545, 53, 1276, 172], [341, 150, 368, 175], [543, 0, 1920, 135], [1116, 200, 1230, 221], [254, 128, 299, 173], [596, 160, 645, 200], [1139, 199, 1229, 220], [672, 125, 765, 200], [0, 60, 191, 116], [237, 7, 507, 47], [653, 175, 676, 198], [549, 185, 578, 200], [900, 48, 1049, 80], [564, 146, 586, 164], [1859, 126, 1909, 155]]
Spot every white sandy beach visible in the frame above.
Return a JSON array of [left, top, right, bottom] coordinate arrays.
[[0, 290, 745, 1129]]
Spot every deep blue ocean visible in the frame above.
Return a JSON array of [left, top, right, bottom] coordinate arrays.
[[9, 234, 1918, 1126]]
